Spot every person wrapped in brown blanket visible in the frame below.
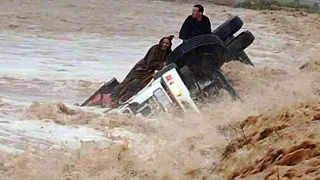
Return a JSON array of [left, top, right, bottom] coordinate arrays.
[[110, 35, 174, 107]]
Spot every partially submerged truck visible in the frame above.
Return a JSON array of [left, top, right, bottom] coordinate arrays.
[[79, 16, 255, 118]]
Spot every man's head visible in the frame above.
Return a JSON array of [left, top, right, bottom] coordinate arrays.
[[192, 4, 204, 19], [160, 35, 174, 51]]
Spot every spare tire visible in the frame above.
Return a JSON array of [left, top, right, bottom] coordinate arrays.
[[212, 15, 243, 42], [166, 34, 226, 69]]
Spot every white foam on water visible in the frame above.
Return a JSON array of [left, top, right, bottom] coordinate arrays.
[[0, 118, 110, 153]]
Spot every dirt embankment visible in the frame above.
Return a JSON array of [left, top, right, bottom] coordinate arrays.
[[218, 57, 320, 180], [218, 100, 320, 179]]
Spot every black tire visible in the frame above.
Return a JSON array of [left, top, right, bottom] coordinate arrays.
[[166, 34, 226, 69], [225, 30, 255, 63], [223, 33, 254, 66], [212, 15, 243, 42]]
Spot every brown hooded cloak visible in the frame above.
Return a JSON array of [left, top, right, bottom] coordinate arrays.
[[112, 35, 174, 103]]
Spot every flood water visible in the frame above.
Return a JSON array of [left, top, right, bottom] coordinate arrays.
[[0, 24, 318, 152], [0, 1, 319, 178]]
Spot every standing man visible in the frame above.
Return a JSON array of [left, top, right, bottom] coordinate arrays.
[[179, 4, 212, 41]]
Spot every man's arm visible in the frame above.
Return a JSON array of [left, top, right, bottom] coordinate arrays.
[[179, 17, 191, 40], [205, 16, 212, 34]]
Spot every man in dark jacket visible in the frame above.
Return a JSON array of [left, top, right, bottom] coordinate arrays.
[[179, 4, 212, 41], [110, 35, 174, 105]]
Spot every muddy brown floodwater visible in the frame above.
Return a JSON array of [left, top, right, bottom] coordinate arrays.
[[0, 0, 320, 179]]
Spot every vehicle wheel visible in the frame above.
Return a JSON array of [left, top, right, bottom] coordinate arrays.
[[225, 30, 255, 65], [224, 35, 254, 66], [212, 15, 243, 42]]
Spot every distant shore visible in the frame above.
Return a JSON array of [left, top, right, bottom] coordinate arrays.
[[160, 0, 319, 13]]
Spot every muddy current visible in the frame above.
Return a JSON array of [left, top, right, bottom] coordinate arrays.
[[0, 0, 320, 179]]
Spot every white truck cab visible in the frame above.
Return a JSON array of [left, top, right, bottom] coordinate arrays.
[[109, 63, 200, 118]]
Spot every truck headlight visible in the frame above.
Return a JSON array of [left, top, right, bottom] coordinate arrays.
[[169, 82, 181, 97]]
